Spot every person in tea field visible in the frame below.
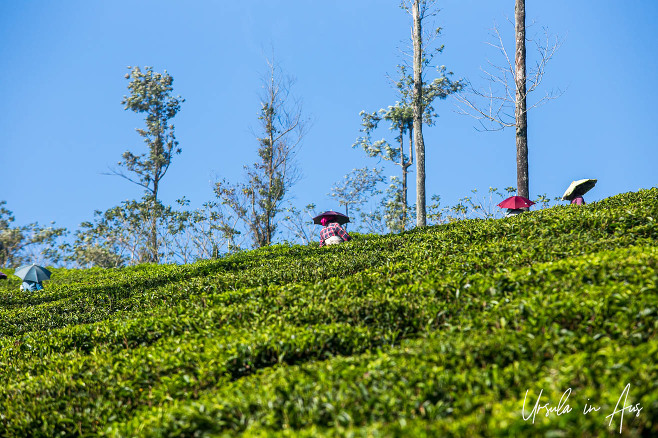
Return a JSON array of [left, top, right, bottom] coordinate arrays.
[[14, 263, 50, 292], [504, 208, 524, 217], [319, 215, 352, 247], [562, 179, 596, 205], [498, 196, 535, 218], [20, 280, 44, 292]]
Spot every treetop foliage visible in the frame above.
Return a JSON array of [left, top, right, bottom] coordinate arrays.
[[117, 66, 185, 196]]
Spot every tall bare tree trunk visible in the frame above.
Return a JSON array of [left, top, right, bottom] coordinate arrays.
[[515, 0, 529, 200], [412, 0, 427, 227], [149, 179, 159, 263], [267, 111, 275, 246], [400, 126, 407, 230], [402, 126, 415, 231]]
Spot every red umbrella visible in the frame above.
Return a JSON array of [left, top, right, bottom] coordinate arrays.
[[312, 210, 350, 225], [497, 196, 535, 209]]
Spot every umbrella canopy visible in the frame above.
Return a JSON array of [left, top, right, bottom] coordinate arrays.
[[312, 211, 350, 225], [497, 196, 535, 209], [14, 264, 51, 282], [562, 179, 597, 201]]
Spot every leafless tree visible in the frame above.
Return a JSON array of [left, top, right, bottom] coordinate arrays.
[[161, 200, 243, 264], [456, 0, 562, 200], [280, 203, 319, 245]]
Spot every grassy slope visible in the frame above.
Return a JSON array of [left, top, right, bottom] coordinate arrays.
[[0, 189, 656, 437]]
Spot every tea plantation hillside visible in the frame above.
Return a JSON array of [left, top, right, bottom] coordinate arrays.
[[1, 189, 657, 437]]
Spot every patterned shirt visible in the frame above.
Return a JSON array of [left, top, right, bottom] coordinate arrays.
[[319, 222, 351, 247]]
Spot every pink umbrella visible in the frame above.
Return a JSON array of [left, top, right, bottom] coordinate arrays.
[[497, 196, 535, 209]]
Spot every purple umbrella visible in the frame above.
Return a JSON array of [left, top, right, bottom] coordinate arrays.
[[312, 211, 350, 225]]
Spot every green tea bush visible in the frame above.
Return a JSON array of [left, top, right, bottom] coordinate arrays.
[[0, 188, 656, 437]]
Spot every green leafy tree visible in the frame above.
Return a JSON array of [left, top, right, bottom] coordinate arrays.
[[329, 167, 417, 234], [329, 167, 385, 220], [0, 201, 67, 267], [400, 0, 464, 226], [353, 101, 413, 228], [380, 176, 417, 232], [354, 64, 461, 230], [166, 198, 241, 262], [65, 220, 127, 268], [216, 60, 308, 248], [109, 66, 185, 262], [70, 197, 239, 268], [69, 198, 162, 267]]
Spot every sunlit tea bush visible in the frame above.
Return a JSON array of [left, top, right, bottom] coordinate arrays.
[[0, 188, 656, 437]]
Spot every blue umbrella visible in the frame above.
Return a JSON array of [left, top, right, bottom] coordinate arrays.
[[14, 264, 51, 282]]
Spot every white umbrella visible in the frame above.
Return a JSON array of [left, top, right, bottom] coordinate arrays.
[[562, 179, 597, 201]]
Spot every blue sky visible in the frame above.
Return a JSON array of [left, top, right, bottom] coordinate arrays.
[[1, 1, 657, 235]]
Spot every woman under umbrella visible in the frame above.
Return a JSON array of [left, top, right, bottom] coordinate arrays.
[[14, 263, 51, 292], [562, 179, 597, 205], [498, 196, 535, 217], [313, 211, 352, 247]]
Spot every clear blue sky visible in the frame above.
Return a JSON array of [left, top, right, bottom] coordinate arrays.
[[1, 1, 657, 234]]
